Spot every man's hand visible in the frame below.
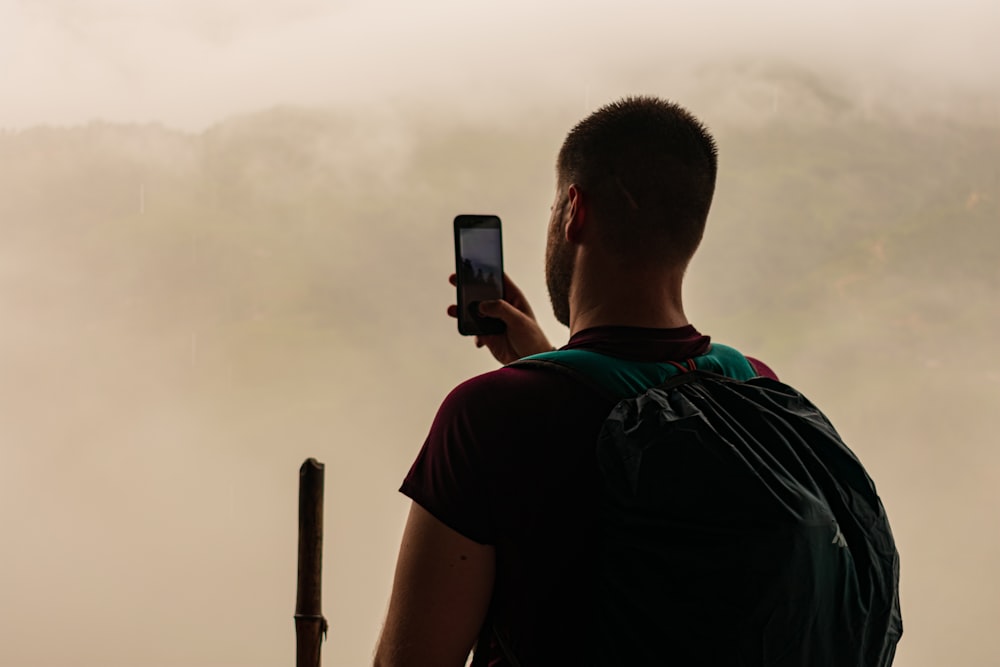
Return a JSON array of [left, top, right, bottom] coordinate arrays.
[[448, 273, 554, 365]]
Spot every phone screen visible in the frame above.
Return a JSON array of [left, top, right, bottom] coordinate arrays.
[[454, 215, 505, 336]]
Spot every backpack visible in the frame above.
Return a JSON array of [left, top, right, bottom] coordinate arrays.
[[475, 343, 902, 667]]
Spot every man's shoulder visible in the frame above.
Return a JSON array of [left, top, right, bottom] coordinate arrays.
[[426, 360, 620, 450], [440, 362, 584, 414]]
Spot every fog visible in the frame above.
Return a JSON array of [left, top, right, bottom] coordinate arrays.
[[4, 0, 1000, 129], [1, 2, 998, 666]]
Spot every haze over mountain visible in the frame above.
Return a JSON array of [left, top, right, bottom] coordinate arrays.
[[1, 61, 998, 666], [2, 0, 999, 663]]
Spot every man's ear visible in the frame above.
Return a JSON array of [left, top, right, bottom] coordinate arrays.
[[565, 184, 585, 243]]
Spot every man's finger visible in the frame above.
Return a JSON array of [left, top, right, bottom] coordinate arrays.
[[447, 305, 458, 318], [448, 274, 457, 286]]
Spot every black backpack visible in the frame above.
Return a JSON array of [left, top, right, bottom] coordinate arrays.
[[476, 344, 902, 666]]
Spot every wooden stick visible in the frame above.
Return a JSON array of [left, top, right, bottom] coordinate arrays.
[[295, 458, 328, 667]]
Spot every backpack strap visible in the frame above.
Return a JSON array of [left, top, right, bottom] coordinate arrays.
[[513, 343, 757, 398], [483, 343, 757, 664]]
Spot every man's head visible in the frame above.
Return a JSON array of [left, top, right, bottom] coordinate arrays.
[[545, 96, 718, 326]]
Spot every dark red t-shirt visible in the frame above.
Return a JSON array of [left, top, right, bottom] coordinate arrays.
[[400, 326, 777, 664]]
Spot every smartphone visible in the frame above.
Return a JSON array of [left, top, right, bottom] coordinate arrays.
[[454, 214, 505, 336]]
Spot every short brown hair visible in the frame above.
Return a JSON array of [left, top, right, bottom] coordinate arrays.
[[557, 96, 718, 266]]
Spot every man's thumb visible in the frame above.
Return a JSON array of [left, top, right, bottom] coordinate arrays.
[[478, 299, 524, 324]]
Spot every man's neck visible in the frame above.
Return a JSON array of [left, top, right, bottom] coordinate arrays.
[[568, 259, 689, 335], [570, 301, 689, 335]]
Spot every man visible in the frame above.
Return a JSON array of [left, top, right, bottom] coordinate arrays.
[[374, 97, 829, 666]]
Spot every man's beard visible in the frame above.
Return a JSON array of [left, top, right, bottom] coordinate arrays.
[[545, 228, 574, 328]]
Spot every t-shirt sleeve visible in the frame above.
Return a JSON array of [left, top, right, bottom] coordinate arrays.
[[746, 356, 779, 381], [399, 375, 502, 545]]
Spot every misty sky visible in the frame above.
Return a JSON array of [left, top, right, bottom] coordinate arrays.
[[2, 0, 999, 129]]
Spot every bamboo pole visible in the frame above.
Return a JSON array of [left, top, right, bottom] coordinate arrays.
[[295, 458, 328, 667]]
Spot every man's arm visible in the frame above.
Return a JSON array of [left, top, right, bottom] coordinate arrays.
[[374, 502, 495, 667]]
